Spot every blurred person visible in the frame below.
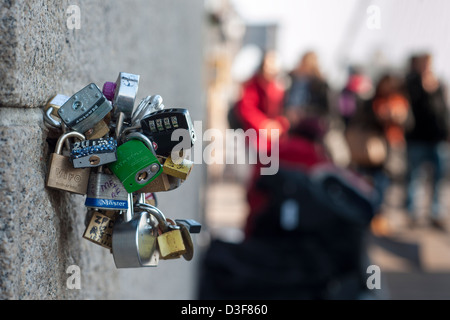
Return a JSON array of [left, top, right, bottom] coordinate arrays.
[[404, 53, 449, 230], [338, 66, 373, 129], [371, 74, 410, 150], [234, 49, 290, 149], [283, 51, 330, 134], [198, 115, 380, 300], [344, 73, 410, 236]]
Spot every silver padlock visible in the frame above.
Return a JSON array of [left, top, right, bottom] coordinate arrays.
[[58, 83, 112, 133], [103, 72, 140, 138], [84, 166, 129, 210], [111, 193, 159, 268]]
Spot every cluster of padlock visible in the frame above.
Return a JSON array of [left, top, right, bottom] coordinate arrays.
[[43, 72, 201, 268]]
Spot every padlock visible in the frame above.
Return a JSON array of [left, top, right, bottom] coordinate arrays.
[[46, 131, 91, 195], [84, 166, 128, 210], [43, 106, 62, 138], [103, 72, 140, 138], [139, 157, 170, 193], [139, 173, 171, 193], [140, 108, 196, 157], [111, 194, 159, 268], [70, 137, 117, 168], [45, 94, 70, 117], [84, 119, 110, 140], [135, 203, 186, 260], [43, 95, 70, 135], [175, 219, 202, 261], [175, 220, 194, 261], [162, 155, 194, 180], [108, 132, 163, 193], [58, 83, 112, 134], [83, 209, 117, 249], [175, 219, 202, 234], [104, 72, 140, 118]]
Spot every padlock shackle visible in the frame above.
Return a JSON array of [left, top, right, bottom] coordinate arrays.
[[55, 131, 86, 155], [131, 95, 164, 125], [121, 132, 156, 156], [44, 107, 62, 129], [135, 203, 169, 233]]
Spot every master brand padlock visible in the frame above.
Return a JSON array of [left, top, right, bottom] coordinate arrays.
[[111, 194, 159, 268], [46, 131, 91, 195], [83, 209, 117, 249], [85, 166, 128, 210], [58, 83, 112, 133], [108, 132, 163, 193], [70, 137, 117, 168], [135, 203, 186, 260]]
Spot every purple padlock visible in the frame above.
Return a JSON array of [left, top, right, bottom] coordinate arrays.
[[102, 82, 117, 101]]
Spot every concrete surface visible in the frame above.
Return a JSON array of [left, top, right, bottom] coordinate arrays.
[[0, 0, 206, 300]]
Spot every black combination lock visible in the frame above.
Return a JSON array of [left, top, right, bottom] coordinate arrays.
[[140, 108, 196, 157]]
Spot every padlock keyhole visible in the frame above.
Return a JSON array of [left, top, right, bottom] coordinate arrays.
[[89, 155, 100, 165], [137, 172, 148, 181], [72, 100, 83, 110]]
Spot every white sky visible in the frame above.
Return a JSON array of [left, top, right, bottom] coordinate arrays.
[[229, 0, 450, 89]]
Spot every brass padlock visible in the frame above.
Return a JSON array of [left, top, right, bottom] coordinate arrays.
[[46, 131, 91, 195], [84, 119, 110, 140], [139, 173, 171, 193], [135, 203, 186, 260], [175, 220, 195, 261], [162, 155, 193, 180], [83, 209, 116, 249]]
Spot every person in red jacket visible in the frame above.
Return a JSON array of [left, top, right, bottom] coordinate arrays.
[[236, 50, 290, 151]]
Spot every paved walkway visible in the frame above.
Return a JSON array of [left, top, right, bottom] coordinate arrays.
[[205, 178, 450, 300]]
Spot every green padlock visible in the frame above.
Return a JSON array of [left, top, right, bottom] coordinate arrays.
[[109, 132, 163, 193]]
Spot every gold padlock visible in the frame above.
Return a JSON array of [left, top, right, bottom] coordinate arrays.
[[46, 132, 91, 195], [157, 227, 186, 260], [83, 210, 116, 249], [140, 173, 171, 193], [84, 119, 110, 140], [162, 155, 193, 180], [176, 220, 195, 261]]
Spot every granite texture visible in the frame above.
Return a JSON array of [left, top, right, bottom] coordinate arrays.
[[0, 0, 206, 299]]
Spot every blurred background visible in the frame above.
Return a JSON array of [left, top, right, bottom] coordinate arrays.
[[199, 0, 450, 300]]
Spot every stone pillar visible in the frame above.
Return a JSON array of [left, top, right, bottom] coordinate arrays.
[[0, 0, 206, 299]]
